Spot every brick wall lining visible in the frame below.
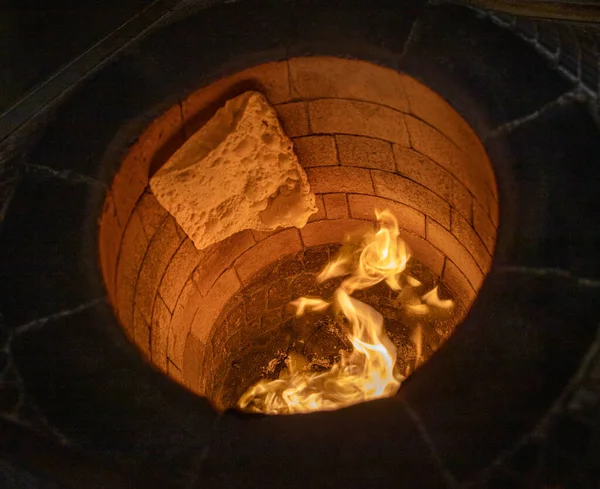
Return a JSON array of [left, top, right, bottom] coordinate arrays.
[[98, 56, 498, 396], [200, 244, 459, 410]]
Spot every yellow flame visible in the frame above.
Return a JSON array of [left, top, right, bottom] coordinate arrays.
[[407, 304, 429, 315], [290, 297, 330, 316], [411, 323, 423, 367], [421, 286, 454, 310], [316, 255, 350, 283], [237, 210, 448, 415], [406, 275, 422, 287]]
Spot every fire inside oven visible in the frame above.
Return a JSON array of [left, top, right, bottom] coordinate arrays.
[[98, 56, 498, 415]]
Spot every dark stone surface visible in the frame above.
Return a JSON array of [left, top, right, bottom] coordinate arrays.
[[0, 380, 20, 413], [537, 412, 600, 488], [287, 0, 422, 62], [0, 460, 62, 489], [17, 0, 302, 186], [0, 0, 153, 115], [503, 440, 541, 477], [486, 100, 600, 280], [0, 153, 20, 221], [400, 271, 600, 479], [0, 0, 188, 146], [205, 397, 453, 489], [487, 12, 600, 103], [0, 172, 106, 326], [0, 414, 173, 489], [10, 299, 216, 485], [399, 4, 572, 136], [482, 469, 520, 489]]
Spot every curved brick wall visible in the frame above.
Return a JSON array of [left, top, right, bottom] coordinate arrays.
[[201, 244, 457, 410], [98, 56, 498, 397]]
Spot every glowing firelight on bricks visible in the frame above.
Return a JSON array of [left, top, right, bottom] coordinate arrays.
[[238, 210, 453, 415]]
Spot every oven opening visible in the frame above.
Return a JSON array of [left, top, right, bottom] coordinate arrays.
[[99, 56, 498, 414]]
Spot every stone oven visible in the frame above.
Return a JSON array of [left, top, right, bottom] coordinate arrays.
[[1, 1, 599, 487], [99, 57, 498, 411]]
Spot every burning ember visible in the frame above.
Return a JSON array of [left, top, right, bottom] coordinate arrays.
[[238, 210, 453, 415]]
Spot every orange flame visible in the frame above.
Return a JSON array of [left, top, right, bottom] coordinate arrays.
[[238, 210, 449, 415]]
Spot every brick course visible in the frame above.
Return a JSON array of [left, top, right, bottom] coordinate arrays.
[[308, 194, 326, 222], [192, 268, 241, 343], [181, 61, 291, 132], [451, 178, 474, 224], [347, 194, 425, 237], [301, 219, 374, 247], [168, 281, 202, 368], [451, 210, 493, 273], [192, 230, 255, 296], [400, 74, 478, 156], [337, 135, 395, 172], [427, 219, 484, 290], [135, 217, 183, 323], [289, 56, 409, 112], [372, 170, 451, 229], [401, 231, 445, 277], [323, 193, 349, 220], [112, 104, 184, 227], [473, 199, 497, 254], [393, 145, 452, 202], [234, 229, 303, 284], [443, 259, 477, 310], [151, 295, 171, 372], [133, 306, 151, 357], [306, 166, 374, 195], [158, 238, 204, 312], [309, 99, 409, 146], [114, 212, 148, 333], [137, 192, 169, 240], [292, 135, 338, 167], [183, 333, 206, 394], [275, 102, 311, 137]]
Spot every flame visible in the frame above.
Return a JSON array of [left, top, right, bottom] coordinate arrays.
[[237, 210, 451, 415], [290, 297, 329, 316], [422, 286, 454, 310], [316, 255, 350, 283], [411, 323, 423, 368], [407, 304, 429, 315], [406, 275, 422, 287]]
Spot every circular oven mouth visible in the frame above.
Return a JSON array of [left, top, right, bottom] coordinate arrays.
[[98, 56, 498, 413]]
